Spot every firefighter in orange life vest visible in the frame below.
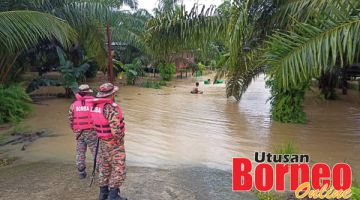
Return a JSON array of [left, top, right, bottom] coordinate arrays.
[[91, 83, 127, 200], [68, 84, 97, 179]]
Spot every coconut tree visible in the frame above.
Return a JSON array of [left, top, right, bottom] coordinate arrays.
[[0, 10, 76, 84], [2, 0, 144, 80], [154, 0, 181, 14], [36, 0, 139, 70]]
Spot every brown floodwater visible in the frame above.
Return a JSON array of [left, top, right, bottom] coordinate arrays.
[[3, 75, 360, 179]]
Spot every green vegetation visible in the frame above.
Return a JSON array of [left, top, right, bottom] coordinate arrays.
[[197, 62, 206, 74], [143, 79, 166, 89], [57, 48, 90, 96], [124, 59, 144, 85], [253, 191, 281, 200], [0, 86, 32, 124], [0, 10, 75, 85], [159, 63, 176, 81], [274, 141, 297, 155], [250, 142, 297, 200], [352, 186, 360, 200], [267, 80, 308, 124], [147, 0, 360, 123], [1, 0, 360, 124], [0, 0, 145, 87], [352, 181, 360, 200]]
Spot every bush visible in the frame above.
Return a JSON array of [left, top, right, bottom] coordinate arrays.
[[143, 80, 162, 89], [198, 62, 206, 72], [0, 85, 32, 124], [85, 60, 99, 78], [159, 80, 167, 86], [125, 59, 144, 85], [266, 78, 308, 124], [159, 63, 176, 81]]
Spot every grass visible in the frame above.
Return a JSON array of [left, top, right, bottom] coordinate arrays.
[[352, 181, 360, 200], [274, 141, 297, 155], [143, 80, 166, 89], [253, 190, 282, 200], [0, 85, 32, 124]]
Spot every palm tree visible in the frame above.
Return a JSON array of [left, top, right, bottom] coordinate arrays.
[[2, 0, 142, 71], [147, 0, 360, 123], [0, 10, 76, 84], [146, 4, 223, 62], [154, 0, 181, 14], [36, 0, 140, 70], [146, 0, 264, 100], [264, 0, 360, 91]]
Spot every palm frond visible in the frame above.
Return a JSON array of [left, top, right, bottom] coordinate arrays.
[[111, 10, 151, 54], [265, 14, 360, 90], [146, 4, 225, 58], [31, 0, 138, 10], [0, 10, 76, 54], [226, 65, 264, 100], [80, 24, 107, 70], [273, 0, 360, 27]]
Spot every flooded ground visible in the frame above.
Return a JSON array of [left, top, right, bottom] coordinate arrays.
[[1, 74, 360, 180]]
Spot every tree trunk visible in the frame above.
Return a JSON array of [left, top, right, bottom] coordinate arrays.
[[319, 71, 337, 100], [106, 17, 114, 84], [65, 88, 71, 98], [342, 67, 347, 95]]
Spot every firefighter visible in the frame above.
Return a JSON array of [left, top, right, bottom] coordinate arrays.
[[68, 84, 97, 179], [91, 83, 127, 200]]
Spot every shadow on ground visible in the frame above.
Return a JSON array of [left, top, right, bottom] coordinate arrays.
[[0, 162, 258, 200]]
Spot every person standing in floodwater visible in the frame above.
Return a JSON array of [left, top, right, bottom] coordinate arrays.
[[191, 82, 203, 94], [91, 83, 127, 200], [68, 84, 97, 179]]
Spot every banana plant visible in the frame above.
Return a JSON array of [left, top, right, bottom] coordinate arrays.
[[124, 58, 144, 85], [57, 47, 89, 96]]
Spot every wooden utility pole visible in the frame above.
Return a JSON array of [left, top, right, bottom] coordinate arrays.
[[106, 16, 114, 84]]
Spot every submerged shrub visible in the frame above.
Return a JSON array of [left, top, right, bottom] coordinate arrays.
[[125, 58, 144, 85], [267, 79, 308, 124], [159, 63, 176, 81], [0, 85, 32, 124], [143, 80, 163, 89]]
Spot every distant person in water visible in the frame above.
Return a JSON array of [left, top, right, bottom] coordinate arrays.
[[68, 84, 97, 179], [191, 82, 203, 94], [204, 79, 211, 85]]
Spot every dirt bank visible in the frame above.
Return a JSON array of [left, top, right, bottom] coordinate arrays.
[[0, 162, 257, 200]]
